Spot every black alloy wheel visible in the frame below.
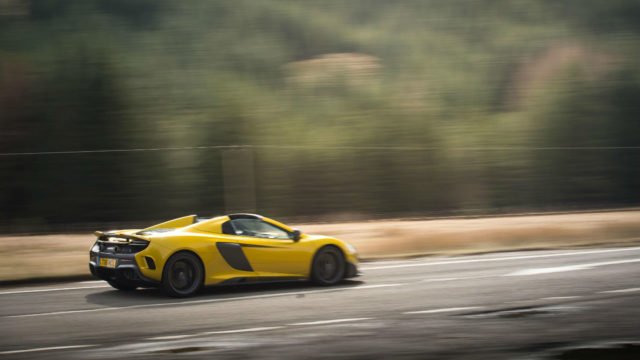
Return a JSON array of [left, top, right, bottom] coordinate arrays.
[[162, 252, 203, 297], [311, 246, 345, 285]]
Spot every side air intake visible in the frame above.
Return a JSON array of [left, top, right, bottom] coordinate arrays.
[[145, 256, 156, 270]]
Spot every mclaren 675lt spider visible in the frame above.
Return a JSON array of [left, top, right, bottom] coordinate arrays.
[[89, 213, 359, 297]]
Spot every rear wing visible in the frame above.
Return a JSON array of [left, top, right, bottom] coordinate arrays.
[[94, 231, 149, 243], [138, 215, 197, 232]]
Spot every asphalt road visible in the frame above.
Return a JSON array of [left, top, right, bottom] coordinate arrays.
[[1, 246, 640, 359]]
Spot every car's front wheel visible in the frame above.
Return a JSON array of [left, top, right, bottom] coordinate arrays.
[[311, 246, 345, 285], [161, 252, 203, 297]]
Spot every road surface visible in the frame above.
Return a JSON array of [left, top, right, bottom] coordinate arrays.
[[1, 246, 640, 359]]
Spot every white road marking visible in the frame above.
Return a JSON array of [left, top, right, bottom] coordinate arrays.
[[7, 307, 123, 318], [146, 334, 192, 341], [0, 344, 95, 355], [505, 258, 640, 276], [350, 283, 404, 289], [419, 275, 494, 283], [403, 306, 481, 315], [288, 318, 372, 326], [420, 277, 461, 282], [148, 326, 284, 341], [0, 285, 109, 295], [506, 264, 591, 276], [362, 246, 640, 271], [5, 283, 405, 318], [541, 296, 581, 301], [200, 326, 284, 335], [599, 287, 640, 294], [361, 260, 409, 266]]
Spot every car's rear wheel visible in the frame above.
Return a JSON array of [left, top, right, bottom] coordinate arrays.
[[311, 246, 345, 285], [107, 279, 137, 291], [162, 252, 203, 297]]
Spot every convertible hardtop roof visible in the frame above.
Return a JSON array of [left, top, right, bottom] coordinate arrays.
[[194, 213, 262, 223], [228, 213, 263, 220]]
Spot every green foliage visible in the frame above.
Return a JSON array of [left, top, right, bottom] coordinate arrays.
[[1, 0, 639, 230]]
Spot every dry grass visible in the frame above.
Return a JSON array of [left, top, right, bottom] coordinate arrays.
[[2, 211, 640, 282], [302, 211, 640, 257]]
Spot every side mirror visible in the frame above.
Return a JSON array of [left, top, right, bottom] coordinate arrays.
[[292, 229, 301, 242]]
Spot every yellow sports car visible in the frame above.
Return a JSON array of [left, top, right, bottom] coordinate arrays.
[[89, 213, 359, 297]]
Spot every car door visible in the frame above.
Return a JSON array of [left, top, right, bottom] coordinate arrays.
[[226, 218, 310, 277]]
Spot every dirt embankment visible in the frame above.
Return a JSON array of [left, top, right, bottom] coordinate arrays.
[[1, 210, 640, 283]]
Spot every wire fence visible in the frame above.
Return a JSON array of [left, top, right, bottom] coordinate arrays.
[[1, 144, 639, 234], [2, 145, 640, 157]]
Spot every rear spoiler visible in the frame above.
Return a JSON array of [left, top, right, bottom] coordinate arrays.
[[94, 231, 149, 242]]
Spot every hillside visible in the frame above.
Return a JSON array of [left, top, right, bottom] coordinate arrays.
[[1, 0, 639, 230]]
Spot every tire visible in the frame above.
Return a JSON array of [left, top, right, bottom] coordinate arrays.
[[161, 252, 203, 297], [311, 246, 346, 286], [107, 279, 137, 291]]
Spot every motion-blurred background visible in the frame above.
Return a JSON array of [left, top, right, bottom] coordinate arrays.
[[1, 0, 639, 233]]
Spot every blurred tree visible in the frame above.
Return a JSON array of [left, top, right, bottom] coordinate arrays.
[[1, 0, 639, 231]]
